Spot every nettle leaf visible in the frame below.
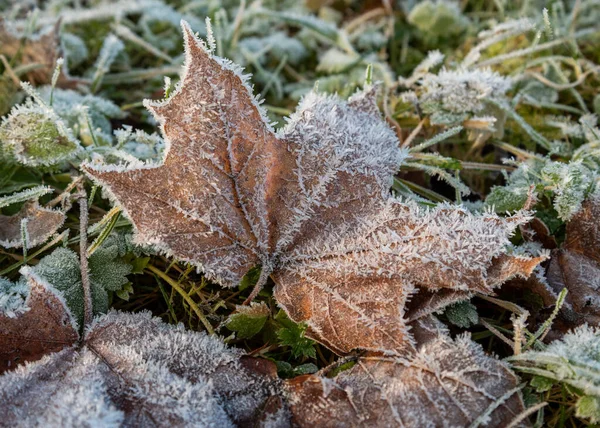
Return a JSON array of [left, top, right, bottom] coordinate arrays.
[[30, 243, 131, 327], [0, 200, 65, 249], [0, 99, 81, 167], [84, 21, 543, 355], [285, 323, 527, 427], [0, 268, 285, 426]]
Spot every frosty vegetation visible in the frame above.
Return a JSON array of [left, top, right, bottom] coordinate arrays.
[[1, 0, 600, 426]]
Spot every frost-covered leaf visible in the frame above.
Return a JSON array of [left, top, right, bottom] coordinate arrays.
[[546, 195, 600, 326], [84, 21, 544, 355], [444, 300, 479, 328], [0, 200, 65, 249], [511, 324, 600, 424], [0, 268, 78, 372], [0, 268, 286, 426], [285, 330, 527, 427], [0, 99, 81, 167], [30, 242, 131, 326], [227, 301, 270, 339], [0, 19, 79, 88]]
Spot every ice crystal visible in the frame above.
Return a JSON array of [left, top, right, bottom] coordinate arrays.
[[0, 277, 28, 318]]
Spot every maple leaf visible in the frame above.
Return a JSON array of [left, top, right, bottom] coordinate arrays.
[[84, 21, 543, 355], [0, 267, 285, 426], [285, 319, 528, 427], [0, 19, 80, 88], [0, 200, 65, 249]]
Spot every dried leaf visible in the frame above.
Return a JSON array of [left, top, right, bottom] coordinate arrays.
[[0, 200, 65, 249], [0, 268, 286, 426], [84, 21, 543, 355], [0, 267, 78, 372], [546, 195, 600, 326], [285, 329, 527, 427], [0, 19, 79, 88]]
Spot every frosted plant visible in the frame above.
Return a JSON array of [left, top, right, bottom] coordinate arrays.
[[36, 86, 125, 143], [511, 324, 600, 424], [407, 0, 469, 38], [413, 67, 512, 126], [0, 277, 27, 318], [29, 241, 131, 327], [114, 125, 165, 161], [485, 156, 597, 221], [84, 22, 544, 355], [0, 93, 81, 167], [0, 187, 65, 249], [0, 268, 286, 426], [286, 320, 527, 427]]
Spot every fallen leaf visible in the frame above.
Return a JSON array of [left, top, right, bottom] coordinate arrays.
[[0, 200, 65, 249], [0, 267, 77, 372], [0, 267, 286, 426], [285, 324, 527, 427], [84, 20, 543, 355], [545, 195, 600, 327], [0, 19, 80, 88]]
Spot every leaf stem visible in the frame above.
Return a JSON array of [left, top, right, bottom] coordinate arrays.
[[243, 267, 270, 305]]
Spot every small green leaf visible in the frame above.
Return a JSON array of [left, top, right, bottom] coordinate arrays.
[[445, 301, 478, 328], [530, 375, 554, 393], [130, 256, 151, 274], [226, 302, 269, 339], [576, 396, 600, 423], [275, 311, 316, 359]]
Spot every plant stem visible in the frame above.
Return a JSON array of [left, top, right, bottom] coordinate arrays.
[[78, 187, 93, 332]]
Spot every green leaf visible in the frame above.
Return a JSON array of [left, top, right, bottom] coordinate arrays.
[[530, 375, 554, 393], [275, 310, 316, 359], [226, 302, 269, 339], [576, 396, 600, 423], [444, 301, 478, 328]]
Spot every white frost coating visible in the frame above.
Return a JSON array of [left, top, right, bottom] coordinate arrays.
[[0, 186, 53, 209], [19, 266, 80, 333], [0, 277, 28, 318], [0, 309, 283, 426]]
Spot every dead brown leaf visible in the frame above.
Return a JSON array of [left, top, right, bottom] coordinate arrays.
[[0, 19, 80, 88], [0, 200, 65, 249], [285, 322, 527, 427], [0, 267, 286, 426], [84, 21, 543, 355]]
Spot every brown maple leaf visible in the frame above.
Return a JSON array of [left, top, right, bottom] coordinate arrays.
[[0, 200, 65, 249], [0, 267, 285, 426], [285, 318, 528, 427], [0, 19, 80, 88], [84, 21, 543, 355]]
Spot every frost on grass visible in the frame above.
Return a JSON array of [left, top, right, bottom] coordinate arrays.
[[0, 200, 65, 249], [286, 324, 526, 427], [84, 21, 544, 355], [511, 325, 600, 424], [0, 269, 286, 427]]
